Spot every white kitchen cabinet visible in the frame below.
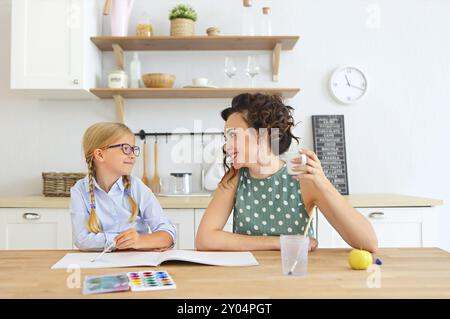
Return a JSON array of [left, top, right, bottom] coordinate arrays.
[[194, 209, 234, 235], [0, 207, 198, 251], [10, 0, 101, 97], [316, 207, 438, 248], [0, 208, 72, 250], [164, 209, 196, 250]]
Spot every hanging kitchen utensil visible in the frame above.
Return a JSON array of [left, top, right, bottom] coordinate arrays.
[[148, 136, 161, 194], [200, 133, 205, 192], [141, 138, 149, 186]]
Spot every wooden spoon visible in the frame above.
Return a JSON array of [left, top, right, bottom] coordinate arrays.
[[141, 138, 149, 186], [148, 138, 161, 194]]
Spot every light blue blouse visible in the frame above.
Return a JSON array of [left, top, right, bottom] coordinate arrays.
[[70, 175, 176, 251]]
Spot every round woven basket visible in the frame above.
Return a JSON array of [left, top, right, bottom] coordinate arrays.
[[170, 18, 195, 36], [142, 73, 176, 88]]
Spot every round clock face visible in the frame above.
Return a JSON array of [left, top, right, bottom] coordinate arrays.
[[329, 66, 368, 104]]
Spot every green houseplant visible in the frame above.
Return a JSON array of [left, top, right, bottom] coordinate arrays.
[[169, 4, 198, 36]]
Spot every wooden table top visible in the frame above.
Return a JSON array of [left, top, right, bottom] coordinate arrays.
[[1, 248, 449, 298]]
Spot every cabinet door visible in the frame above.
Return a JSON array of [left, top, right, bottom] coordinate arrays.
[[11, 0, 83, 89], [194, 209, 316, 239], [164, 209, 195, 250], [0, 208, 72, 250], [316, 207, 434, 248], [194, 209, 234, 236]]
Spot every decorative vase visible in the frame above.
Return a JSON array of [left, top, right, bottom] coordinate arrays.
[[110, 0, 135, 36]]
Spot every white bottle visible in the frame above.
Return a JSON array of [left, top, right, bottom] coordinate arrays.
[[261, 7, 272, 36], [130, 52, 142, 88]]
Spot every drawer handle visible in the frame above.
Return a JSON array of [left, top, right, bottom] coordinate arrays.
[[23, 213, 41, 220], [369, 212, 385, 219]]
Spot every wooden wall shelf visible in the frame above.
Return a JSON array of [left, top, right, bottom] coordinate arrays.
[[91, 36, 301, 123], [91, 35, 299, 82], [90, 88, 300, 99], [91, 36, 299, 51]]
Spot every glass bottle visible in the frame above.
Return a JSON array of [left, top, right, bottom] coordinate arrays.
[[136, 12, 152, 37], [241, 0, 255, 36], [261, 7, 272, 36], [129, 52, 142, 88]]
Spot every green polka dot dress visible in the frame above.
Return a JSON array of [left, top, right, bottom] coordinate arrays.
[[233, 164, 315, 237]]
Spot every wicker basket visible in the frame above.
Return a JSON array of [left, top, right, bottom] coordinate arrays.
[[42, 172, 86, 197], [142, 73, 176, 88], [170, 18, 195, 36]]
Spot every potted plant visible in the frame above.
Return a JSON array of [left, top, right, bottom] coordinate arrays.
[[169, 4, 197, 36]]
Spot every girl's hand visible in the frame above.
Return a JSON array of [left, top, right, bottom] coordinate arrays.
[[290, 148, 331, 191], [115, 228, 142, 250]]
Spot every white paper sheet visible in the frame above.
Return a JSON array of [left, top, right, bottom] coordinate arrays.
[[51, 251, 160, 269], [160, 250, 259, 267], [51, 250, 259, 269]]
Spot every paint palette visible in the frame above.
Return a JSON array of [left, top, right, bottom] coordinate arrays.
[[127, 271, 176, 291]]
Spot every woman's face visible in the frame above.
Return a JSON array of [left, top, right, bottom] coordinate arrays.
[[94, 134, 137, 176], [224, 113, 260, 169]]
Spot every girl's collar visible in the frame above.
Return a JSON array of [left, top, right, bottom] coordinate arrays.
[[84, 175, 126, 193]]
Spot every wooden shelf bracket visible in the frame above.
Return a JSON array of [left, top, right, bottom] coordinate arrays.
[[113, 94, 125, 123], [112, 43, 124, 70], [112, 44, 125, 123], [272, 42, 282, 82]]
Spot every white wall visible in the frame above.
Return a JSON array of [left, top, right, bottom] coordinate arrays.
[[0, 0, 449, 250]]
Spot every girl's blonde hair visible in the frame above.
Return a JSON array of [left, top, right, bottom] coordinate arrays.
[[82, 122, 138, 233]]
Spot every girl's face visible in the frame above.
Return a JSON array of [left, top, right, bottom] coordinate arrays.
[[224, 113, 261, 170], [94, 134, 138, 176]]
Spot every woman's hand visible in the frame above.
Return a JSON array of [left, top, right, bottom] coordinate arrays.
[[115, 228, 142, 250], [290, 148, 331, 191], [291, 150, 378, 252], [309, 237, 318, 252]]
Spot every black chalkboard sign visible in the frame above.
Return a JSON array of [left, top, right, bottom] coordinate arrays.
[[311, 115, 349, 195]]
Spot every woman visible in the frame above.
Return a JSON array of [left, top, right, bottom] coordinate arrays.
[[196, 93, 378, 252]]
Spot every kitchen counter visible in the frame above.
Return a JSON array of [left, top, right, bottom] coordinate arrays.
[[0, 248, 449, 298], [0, 195, 213, 209], [0, 193, 443, 209]]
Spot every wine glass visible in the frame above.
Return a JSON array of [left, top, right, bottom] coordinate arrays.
[[224, 56, 237, 88], [245, 55, 260, 88]]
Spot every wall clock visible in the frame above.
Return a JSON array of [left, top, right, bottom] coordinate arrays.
[[329, 66, 368, 104]]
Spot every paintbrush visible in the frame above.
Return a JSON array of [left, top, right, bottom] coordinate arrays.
[[90, 241, 115, 263], [90, 221, 137, 262]]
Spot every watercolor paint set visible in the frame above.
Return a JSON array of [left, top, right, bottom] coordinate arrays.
[[127, 271, 176, 291], [82, 270, 176, 295]]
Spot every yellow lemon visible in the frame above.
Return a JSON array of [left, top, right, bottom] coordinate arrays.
[[348, 249, 373, 270]]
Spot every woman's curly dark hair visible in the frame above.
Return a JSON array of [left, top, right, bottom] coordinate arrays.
[[220, 93, 299, 185]]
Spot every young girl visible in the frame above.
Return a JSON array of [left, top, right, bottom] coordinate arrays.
[[196, 93, 378, 252], [70, 122, 176, 251]]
